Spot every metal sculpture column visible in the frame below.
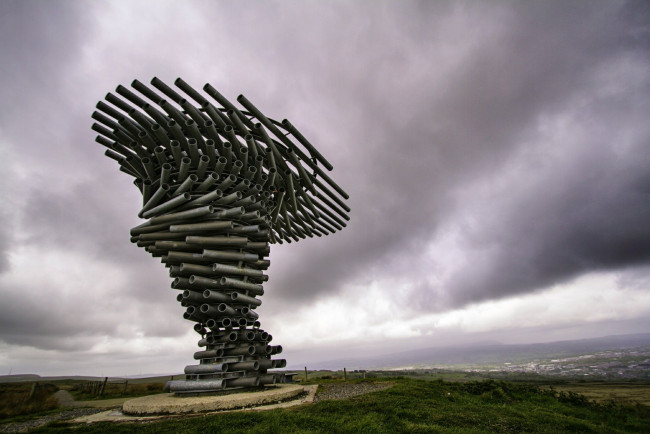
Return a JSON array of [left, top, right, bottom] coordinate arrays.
[[91, 78, 350, 393]]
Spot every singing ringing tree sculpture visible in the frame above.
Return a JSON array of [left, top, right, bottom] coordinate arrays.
[[91, 78, 350, 394]]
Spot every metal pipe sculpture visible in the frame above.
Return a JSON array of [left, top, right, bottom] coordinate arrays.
[[92, 78, 350, 394]]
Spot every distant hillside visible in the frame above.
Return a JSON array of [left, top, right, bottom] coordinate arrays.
[[0, 374, 41, 383], [0, 373, 183, 384], [0, 374, 105, 383], [303, 333, 650, 370]]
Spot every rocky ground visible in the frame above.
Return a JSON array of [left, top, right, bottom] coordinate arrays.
[[313, 382, 393, 403]]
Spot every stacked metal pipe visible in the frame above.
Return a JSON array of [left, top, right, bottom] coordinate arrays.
[[91, 78, 350, 393]]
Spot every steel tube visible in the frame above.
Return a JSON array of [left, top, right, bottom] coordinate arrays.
[[178, 157, 191, 181], [196, 172, 218, 192], [141, 192, 191, 218], [174, 77, 208, 105], [173, 174, 197, 195], [166, 379, 224, 392], [281, 118, 333, 170], [182, 289, 205, 303], [226, 361, 259, 371], [168, 252, 213, 264], [202, 290, 231, 304], [170, 220, 233, 233], [186, 235, 248, 247], [214, 156, 227, 175], [151, 77, 184, 103], [258, 374, 277, 385], [223, 346, 255, 356], [215, 191, 242, 206], [231, 292, 262, 306], [184, 363, 225, 374], [184, 188, 223, 207], [213, 263, 264, 279], [187, 138, 200, 166], [154, 241, 202, 252], [202, 250, 258, 262], [148, 205, 214, 224], [213, 206, 246, 219], [132, 79, 164, 103], [219, 277, 263, 294], [193, 349, 225, 360], [225, 377, 259, 388], [207, 331, 238, 344], [180, 263, 213, 276]]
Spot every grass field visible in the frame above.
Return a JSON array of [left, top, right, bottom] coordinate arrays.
[[548, 383, 650, 406], [0, 382, 60, 419], [0, 379, 171, 421], [65, 380, 167, 401], [30, 377, 650, 433]]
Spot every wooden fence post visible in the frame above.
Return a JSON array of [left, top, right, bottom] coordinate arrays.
[[122, 380, 129, 395], [344, 367, 347, 381], [304, 366, 308, 382], [28, 382, 38, 400], [100, 377, 108, 396]]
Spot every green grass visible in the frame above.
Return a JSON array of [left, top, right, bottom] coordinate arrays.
[[34, 378, 650, 433], [549, 383, 650, 406], [0, 382, 60, 419], [67, 381, 167, 401]]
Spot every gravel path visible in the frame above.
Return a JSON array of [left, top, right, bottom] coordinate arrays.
[[313, 382, 393, 403], [0, 408, 106, 433]]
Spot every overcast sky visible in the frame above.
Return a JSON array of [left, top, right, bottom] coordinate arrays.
[[1, 0, 649, 376]]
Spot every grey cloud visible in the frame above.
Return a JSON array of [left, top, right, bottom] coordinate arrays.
[[445, 127, 650, 307], [0, 210, 10, 273], [264, 1, 650, 310], [0, 0, 95, 277], [0, 0, 92, 124], [1, 0, 649, 363], [0, 272, 186, 350]]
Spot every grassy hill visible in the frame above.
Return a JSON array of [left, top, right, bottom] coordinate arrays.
[[33, 377, 650, 433]]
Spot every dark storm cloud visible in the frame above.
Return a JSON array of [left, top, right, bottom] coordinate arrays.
[[0, 0, 94, 274], [0, 276, 186, 351], [0, 0, 91, 127], [443, 100, 650, 307], [0, 212, 9, 273], [0, 0, 178, 349], [1, 0, 649, 361], [261, 1, 650, 310]]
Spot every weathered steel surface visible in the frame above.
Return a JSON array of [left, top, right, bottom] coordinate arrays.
[[93, 77, 349, 393]]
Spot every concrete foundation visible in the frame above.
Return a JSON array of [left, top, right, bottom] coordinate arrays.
[[121, 384, 307, 415]]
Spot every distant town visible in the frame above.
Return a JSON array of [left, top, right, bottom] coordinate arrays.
[[492, 346, 650, 379], [386, 345, 650, 381]]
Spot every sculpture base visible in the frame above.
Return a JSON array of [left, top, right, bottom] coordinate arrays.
[[122, 384, 306, 415]]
